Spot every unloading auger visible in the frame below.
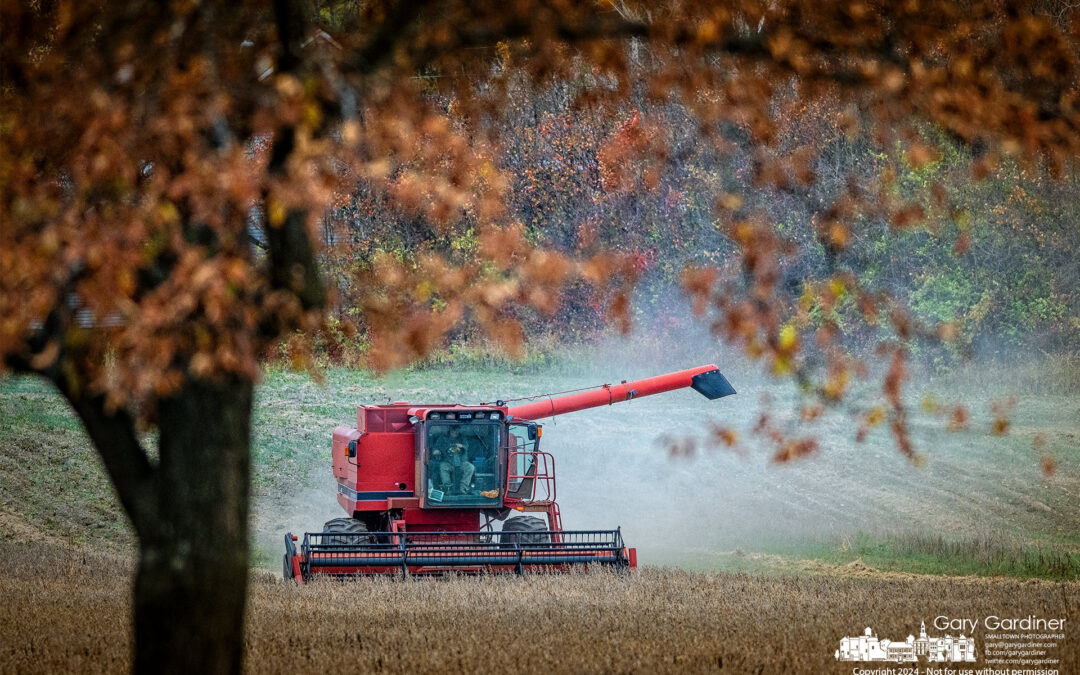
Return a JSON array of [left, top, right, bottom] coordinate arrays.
[[283, 365, 736, 581]]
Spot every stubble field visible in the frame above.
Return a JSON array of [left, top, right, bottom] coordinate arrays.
[[4, 540, 1078, 675]]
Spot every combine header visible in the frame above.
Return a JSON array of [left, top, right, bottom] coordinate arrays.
[[284, 365, 735, 581]]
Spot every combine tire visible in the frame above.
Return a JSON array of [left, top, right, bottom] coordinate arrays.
[[322, 517, 370, 544], [500, 515, 550, 545]]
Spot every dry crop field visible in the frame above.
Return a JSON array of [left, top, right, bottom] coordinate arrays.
[[3, 541, 1078, 675], [3, 359, 1079, 673]]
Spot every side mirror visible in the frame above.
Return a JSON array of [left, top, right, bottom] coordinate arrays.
[[527, 424, 538, 441], [347, 440, 357, 458]]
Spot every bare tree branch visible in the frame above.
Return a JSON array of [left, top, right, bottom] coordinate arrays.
[[57, 383, 160, 538], [261, 0, 328, 312], [341, 0, 435, 75], [3, 271, 160, 536]]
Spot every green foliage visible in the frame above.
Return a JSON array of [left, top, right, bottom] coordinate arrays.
[[802, 531, 1080, 580], [908, 267, 977, 324]]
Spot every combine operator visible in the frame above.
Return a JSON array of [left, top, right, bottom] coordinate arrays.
[[431, 427, 475, 495]]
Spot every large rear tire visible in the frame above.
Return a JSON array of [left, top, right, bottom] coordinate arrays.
[[322, 517, 370, 544], [500, 515, 550, 545]]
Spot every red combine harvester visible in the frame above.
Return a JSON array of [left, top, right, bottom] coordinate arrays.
[[283, 364, 735, 581]]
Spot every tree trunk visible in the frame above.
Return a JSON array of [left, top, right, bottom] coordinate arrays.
[[133, 378, 253, 675]]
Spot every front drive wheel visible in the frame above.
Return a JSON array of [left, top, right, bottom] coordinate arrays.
[[499, 515, 550, 545], [322, 517, 370, 544]]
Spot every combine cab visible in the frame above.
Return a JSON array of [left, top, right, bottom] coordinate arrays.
[[284, 364, 735, 581]]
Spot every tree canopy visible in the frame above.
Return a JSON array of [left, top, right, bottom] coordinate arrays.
[[4, 1, 1079, 414]]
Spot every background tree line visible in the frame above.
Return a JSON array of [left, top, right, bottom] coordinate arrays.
[[311, 62, 1080, 365]]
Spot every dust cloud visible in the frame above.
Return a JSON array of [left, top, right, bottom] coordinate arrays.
[[251, 477, 339, 571], [503, 310, 1078, 567]]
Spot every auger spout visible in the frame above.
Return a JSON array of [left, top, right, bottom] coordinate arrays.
[[506, 364, 736, 421]]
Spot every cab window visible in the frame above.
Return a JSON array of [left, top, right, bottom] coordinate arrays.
[[425, 422, 501, 505]]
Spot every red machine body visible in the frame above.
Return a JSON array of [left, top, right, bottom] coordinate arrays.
[[331, 403, 512, 533], [284, 364, 735, 581], [506, 364, 721, 420]]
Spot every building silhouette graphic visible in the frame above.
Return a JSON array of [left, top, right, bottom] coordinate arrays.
[[836, 621, 977, 663]]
